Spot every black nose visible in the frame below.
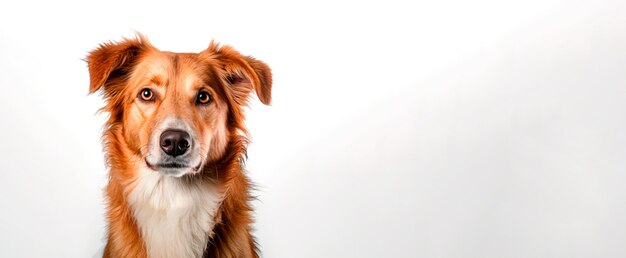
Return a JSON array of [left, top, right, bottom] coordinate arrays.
[[160, 129, 191, 157]]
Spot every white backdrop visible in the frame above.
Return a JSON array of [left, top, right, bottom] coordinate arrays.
[[1, 0, 625, 257]]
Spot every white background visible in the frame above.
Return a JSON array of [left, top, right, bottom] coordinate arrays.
[[1, 0, 625, 257]]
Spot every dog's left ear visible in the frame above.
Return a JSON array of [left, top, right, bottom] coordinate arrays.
[[203, 42, 272, 105]]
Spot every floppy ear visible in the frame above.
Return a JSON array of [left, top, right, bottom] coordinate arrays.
[[204, 42, 273, 105], [86, 35, 152, 94]]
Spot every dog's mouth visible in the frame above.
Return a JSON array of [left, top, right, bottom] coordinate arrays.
[[145, 159, 203, 176]]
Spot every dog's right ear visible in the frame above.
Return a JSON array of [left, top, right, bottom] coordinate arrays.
[[86, 35, 152, 94]]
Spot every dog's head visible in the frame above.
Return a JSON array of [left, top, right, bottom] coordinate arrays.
[[87, 35, 271, 177]]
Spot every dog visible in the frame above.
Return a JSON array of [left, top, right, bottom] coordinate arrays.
[[87, 34, 271, 258]]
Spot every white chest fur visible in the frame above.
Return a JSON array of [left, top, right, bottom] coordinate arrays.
[[128, 169, 222, 258]]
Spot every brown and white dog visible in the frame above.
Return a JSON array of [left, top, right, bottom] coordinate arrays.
[[87, 34, 271, 258]]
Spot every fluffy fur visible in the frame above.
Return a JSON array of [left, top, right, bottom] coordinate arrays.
[[87, 34, 271, 258]]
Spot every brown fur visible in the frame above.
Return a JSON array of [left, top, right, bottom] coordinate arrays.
[[87, 34, 271, 258]]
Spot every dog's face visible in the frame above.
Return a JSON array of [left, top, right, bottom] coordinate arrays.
[[87, 36, 271, 177], [120, 52, 230, 177]]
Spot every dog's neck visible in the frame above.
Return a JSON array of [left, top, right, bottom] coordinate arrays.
[[127, 167, 223, 258]]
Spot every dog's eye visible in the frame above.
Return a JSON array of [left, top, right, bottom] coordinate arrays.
[[196, 91, 211, 105], [139, 88, 155, 101]]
